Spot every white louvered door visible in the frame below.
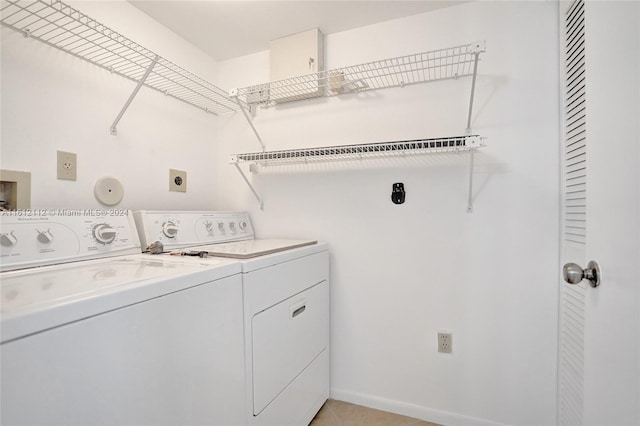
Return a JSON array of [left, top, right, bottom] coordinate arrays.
[[558, 1, 640, 425], [558, 1, 587, 424]]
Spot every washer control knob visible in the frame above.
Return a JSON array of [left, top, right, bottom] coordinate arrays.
[[1, 231, 17, 247], [229, 222, 236, 231], [162, 221, 179, 238], [218, 222, 225, 231], [93, 224, 117, 244], [37, 229, 54, 244], [239, 221, 247, 230]]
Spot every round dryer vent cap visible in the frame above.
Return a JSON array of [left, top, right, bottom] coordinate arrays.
[[94, 176, 124, 206]]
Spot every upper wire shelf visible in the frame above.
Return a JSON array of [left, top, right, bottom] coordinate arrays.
[[1, 0, 243, 116], [230, 136, 483, 167], [232, 41, 486, 107]]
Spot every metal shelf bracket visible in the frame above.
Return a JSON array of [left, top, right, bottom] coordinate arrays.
[[230, 159, 264, 210], [110, 55, 158, 136], [464, 41, 485, 213], [465, 135, 483, 213], [229, 89, 265, 151], [467, 148, 477, 213], [465, 41, 485, 135]]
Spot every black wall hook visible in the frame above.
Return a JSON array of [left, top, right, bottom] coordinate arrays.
[[391, 183, 405, 204]]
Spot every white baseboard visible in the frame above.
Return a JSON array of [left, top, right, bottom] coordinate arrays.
[[329, 388, 508, 426]]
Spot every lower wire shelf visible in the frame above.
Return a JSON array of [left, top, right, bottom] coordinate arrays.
[[229, 135, 484, 211], [231, 135, 482, 166]]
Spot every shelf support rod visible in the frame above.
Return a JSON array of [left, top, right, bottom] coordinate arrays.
[[467, 148, 476, 213], [110, 55, 159, 136], [464, 44, 484, 213], [233, 163, 264, 210], [234, 97, 266, 151], [465, 51, 480, 134]]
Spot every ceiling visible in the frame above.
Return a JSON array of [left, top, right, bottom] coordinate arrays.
[[128, 1, 466, 61]]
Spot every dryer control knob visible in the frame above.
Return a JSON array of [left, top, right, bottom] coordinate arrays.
[[37, 229, 53, 244], [1, 231, 17, 247], [218, 222, 225, 231], [93, 224, 117, 244], [162, 221, 179, 238], [239, 221, 247, 230], [204, 221, 214, 234], [229, 222, 236, 231]]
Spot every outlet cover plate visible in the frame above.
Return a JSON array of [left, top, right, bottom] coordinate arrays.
[[438, 332, 452, 354], [169, 169, 187, 192], [57, 151, 77, 181]]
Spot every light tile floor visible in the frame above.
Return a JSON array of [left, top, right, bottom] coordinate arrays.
[[309, 399, 441, 426]]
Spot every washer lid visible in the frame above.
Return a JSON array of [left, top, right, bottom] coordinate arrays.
[[196, 239, 317, 259], [1, 255, 240, 342]]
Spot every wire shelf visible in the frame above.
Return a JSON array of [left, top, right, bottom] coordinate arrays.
[[1, 0, 241, 115], [229, 41, 486, 211], [233, 42, 485, 107], [231, 136, 483, 167]]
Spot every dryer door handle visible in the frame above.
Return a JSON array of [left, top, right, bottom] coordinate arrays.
[[290, 301, 307, 319]]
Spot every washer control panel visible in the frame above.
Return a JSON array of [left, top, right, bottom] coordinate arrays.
[[133, 211, 254, 251], [0, 210, 140, 272]]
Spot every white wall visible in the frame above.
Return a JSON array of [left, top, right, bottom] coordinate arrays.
[[1, 0, 221, 211], [217, 2, 560, 426]]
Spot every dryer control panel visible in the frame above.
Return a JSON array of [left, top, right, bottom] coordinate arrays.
[[0, 210, 140, 272], [133, 211, 254, 251]]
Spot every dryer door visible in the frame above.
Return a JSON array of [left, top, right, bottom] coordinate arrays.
[[251, 280, 328, 415]]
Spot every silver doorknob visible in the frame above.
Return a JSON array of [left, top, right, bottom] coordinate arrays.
[[563, 260, 601, 287]]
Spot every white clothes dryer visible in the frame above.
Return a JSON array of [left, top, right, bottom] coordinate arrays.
[[135, 211, 330, 426], [0, 211, 245, 426]]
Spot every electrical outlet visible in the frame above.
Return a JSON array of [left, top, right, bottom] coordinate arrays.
[[169, 169, 187, 192], [438, 332, 452, 354], [57, 151, 77, 181]]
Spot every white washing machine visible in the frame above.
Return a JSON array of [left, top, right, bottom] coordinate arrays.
[[135, 211, 330, 426], [0, 211, 246, 426]]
